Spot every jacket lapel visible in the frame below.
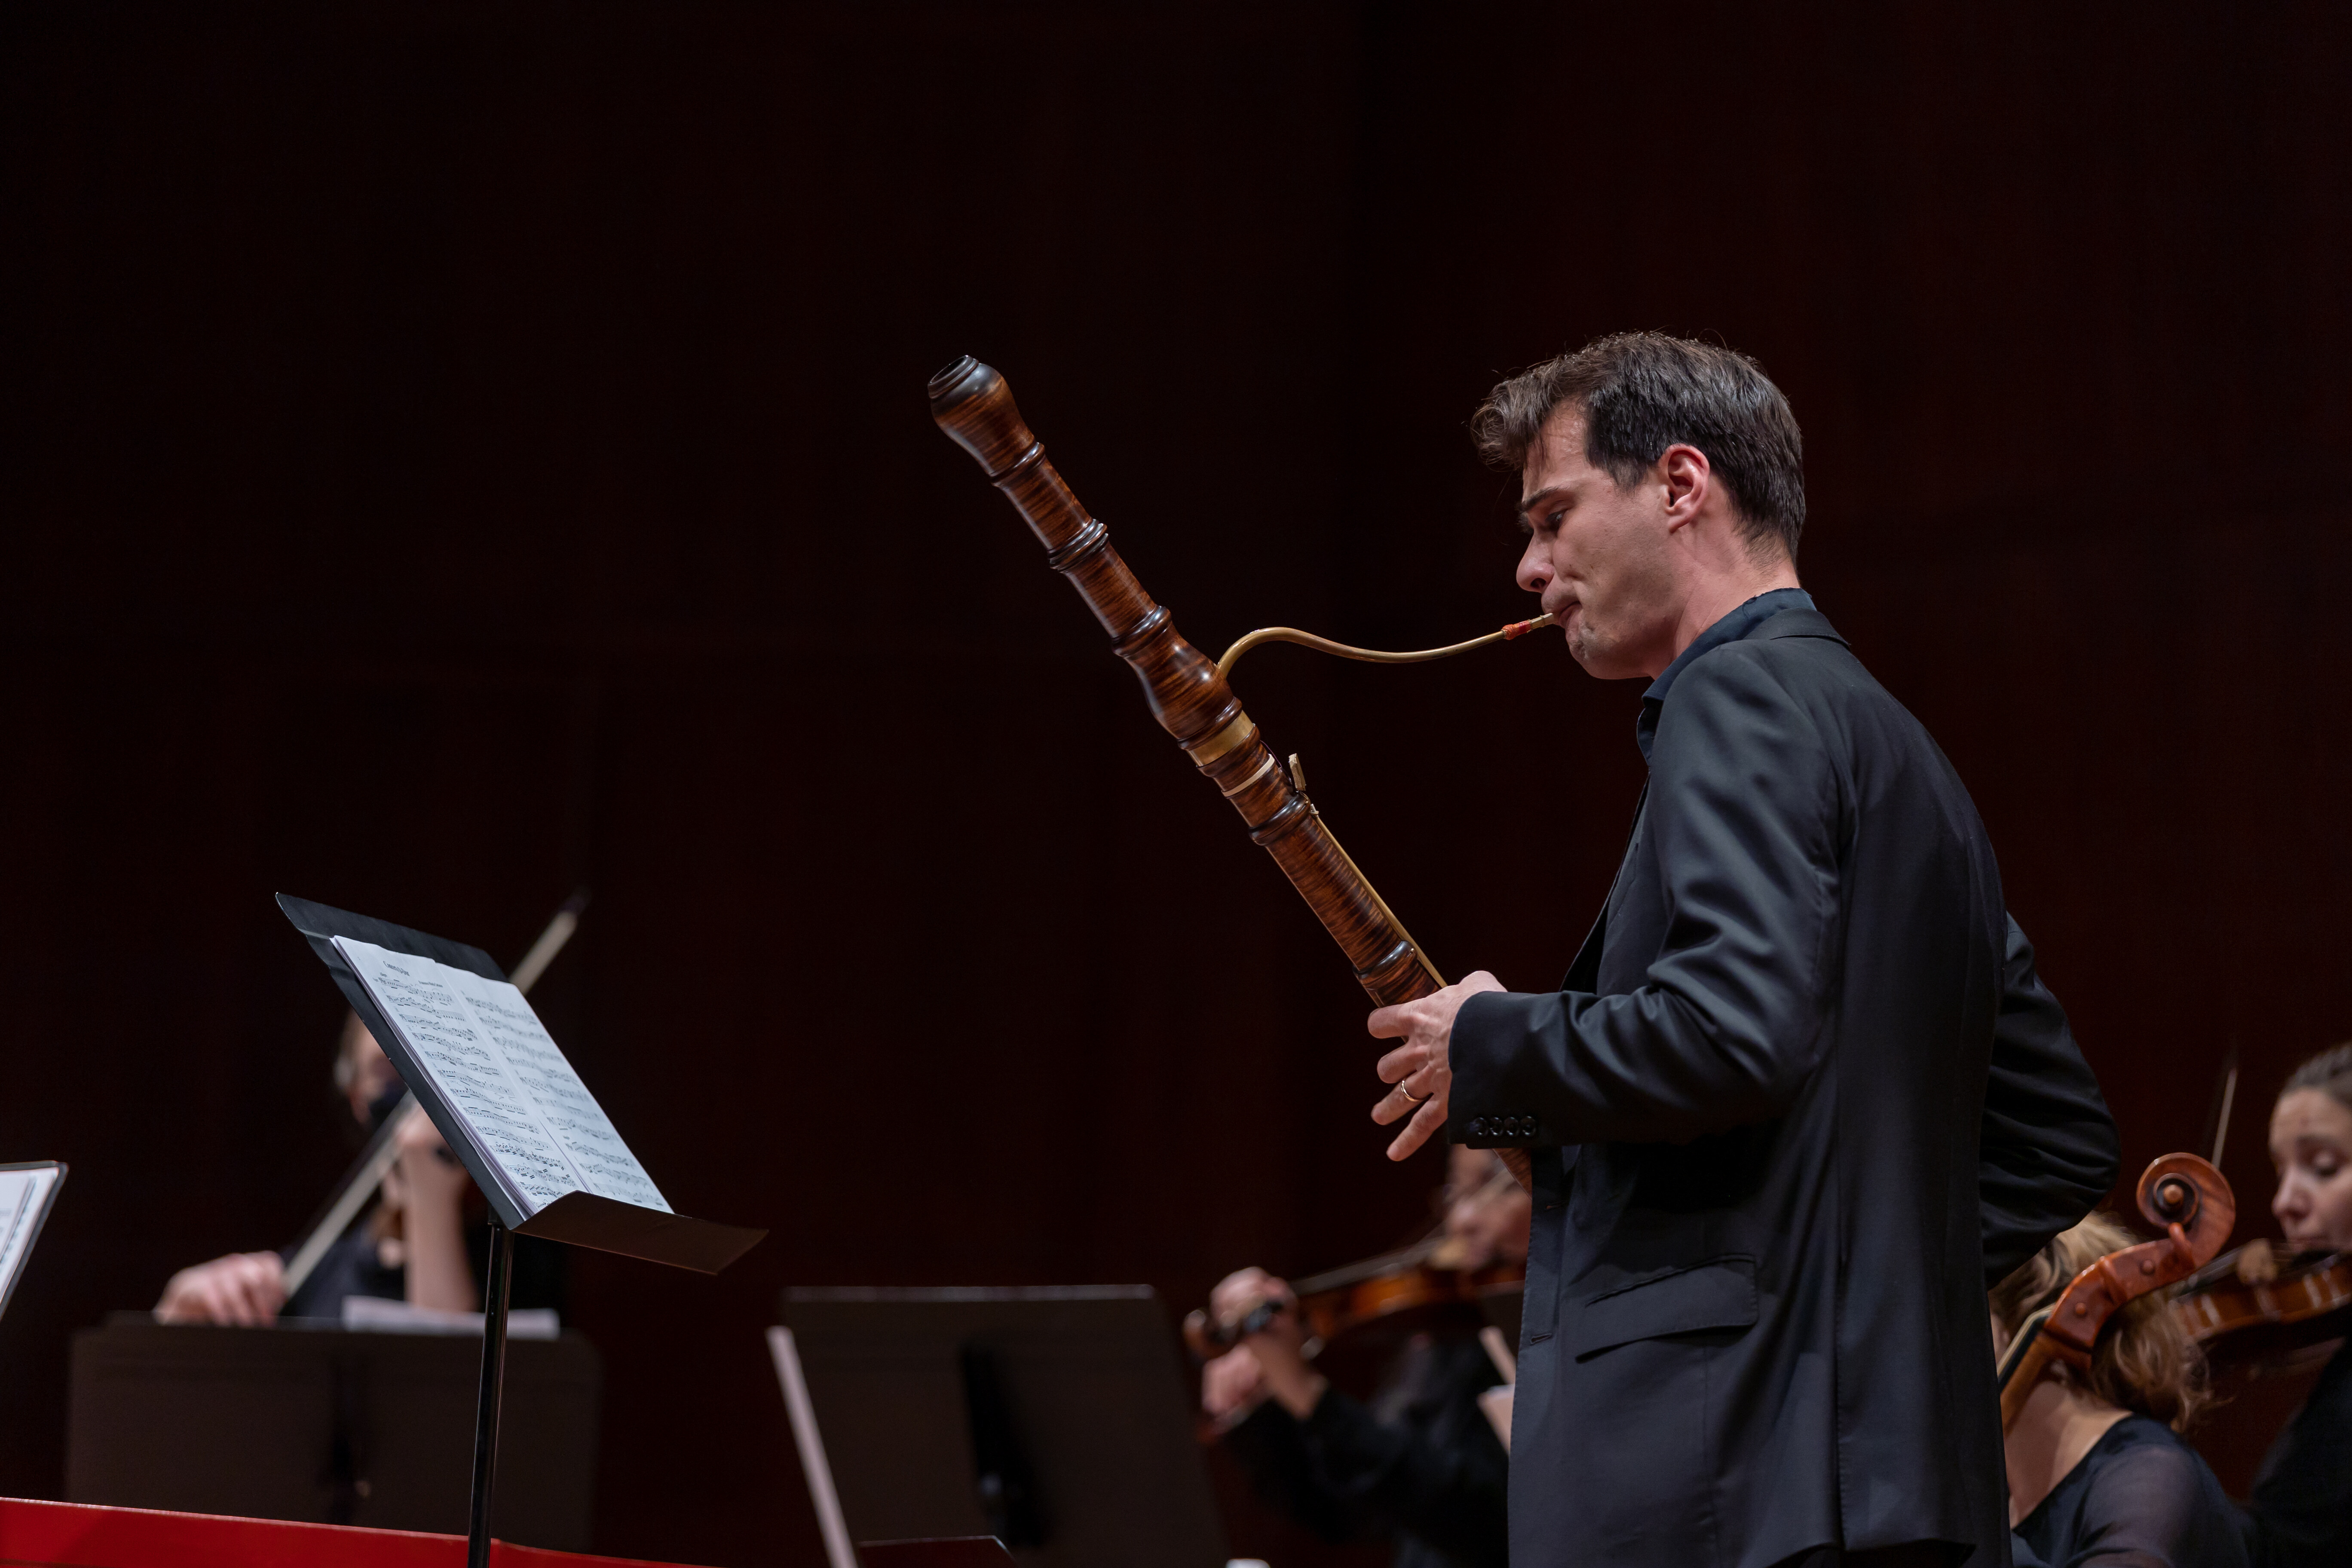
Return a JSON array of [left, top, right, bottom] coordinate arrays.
[[1560, 781, 1648, 991]]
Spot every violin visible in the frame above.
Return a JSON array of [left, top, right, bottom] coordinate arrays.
[[1995, 1152, 2235, 1431], [1182, 1235, 1525, 1362], [2171, 1242, 2352, 1376]]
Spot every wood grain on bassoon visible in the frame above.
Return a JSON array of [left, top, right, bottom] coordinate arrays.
[[930, 355, 1435, 1005], [932, 358, 1530, 1186]]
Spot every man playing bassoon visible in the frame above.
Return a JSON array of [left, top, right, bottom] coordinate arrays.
[[1364, 333, 2119, 1568]]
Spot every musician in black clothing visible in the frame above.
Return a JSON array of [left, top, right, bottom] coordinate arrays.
[[153, 1013, 477, 1322], [2235, 1044, 2352, 1568], [1203, 1145, 1525, 1568], [1992, 1213, 2246, 1568], [1358, 333, 2117, 1568]]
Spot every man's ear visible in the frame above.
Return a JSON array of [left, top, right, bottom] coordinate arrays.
[[1659, 444, 1712, 530]]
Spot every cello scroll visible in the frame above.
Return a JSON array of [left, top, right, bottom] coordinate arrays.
[[1997, 1153, 2236, 1431]]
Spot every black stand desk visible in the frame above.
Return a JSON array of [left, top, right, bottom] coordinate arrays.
[[780, 1286, 1228, 1568], [469, 1219, 518, 1568], [68, 1316, 600, 1550], [278, 893, 766, 1567]]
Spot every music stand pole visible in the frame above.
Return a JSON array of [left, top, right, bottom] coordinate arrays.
[[467, 1216, 516, 1568]]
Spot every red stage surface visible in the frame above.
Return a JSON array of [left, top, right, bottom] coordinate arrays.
[[0, 1498, 709, 1568]]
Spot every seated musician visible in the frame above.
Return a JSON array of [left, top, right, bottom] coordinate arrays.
[[153, 1014, 477, 1323], [1992, 1213, 2247, 1568], [2231, 1043, 2352, 1568], [1200, 1145, 1522, 1568]]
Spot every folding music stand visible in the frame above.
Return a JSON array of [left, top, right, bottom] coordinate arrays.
[[858, 1542, 1018, 1568], [280, 895, 766, 1568], [776, 1286, 1227, 1568], [0, 1161, 66, 1322], [68, 1314, 602, 1547]]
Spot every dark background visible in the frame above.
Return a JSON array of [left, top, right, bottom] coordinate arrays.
[[3, 3, 2347, 1564]]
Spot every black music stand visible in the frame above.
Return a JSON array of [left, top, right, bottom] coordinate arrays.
[[280, 895, 766, 1568], [778, 1286, 1227, 1568], [860, 1541, 1019, 1568], [69, 1315, 600, 1547]]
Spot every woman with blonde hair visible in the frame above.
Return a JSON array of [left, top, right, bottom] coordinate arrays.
[[1991, 1212, 2245, 1567]]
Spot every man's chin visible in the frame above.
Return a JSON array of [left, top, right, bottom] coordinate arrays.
[[1564, 627, 1643, 681]]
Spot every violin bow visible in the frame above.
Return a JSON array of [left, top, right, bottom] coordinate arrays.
[[279, 890, 589, 1299], [2202, 1047, 2239, 1169], [1996, 1152, 2235, 1431]]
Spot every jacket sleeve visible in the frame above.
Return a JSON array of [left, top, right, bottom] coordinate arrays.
[[1452, 647, 1841, 1145], [1978, 915, 2119, 1287]]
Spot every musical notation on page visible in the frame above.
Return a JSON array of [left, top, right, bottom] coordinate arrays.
[[333, 937, 671, 1219]]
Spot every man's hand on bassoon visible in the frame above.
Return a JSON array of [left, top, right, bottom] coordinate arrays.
[[1367, 971, 1505, 1162]]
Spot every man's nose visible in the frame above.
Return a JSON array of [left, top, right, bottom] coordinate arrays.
[[1516, 543, 1550, 594]]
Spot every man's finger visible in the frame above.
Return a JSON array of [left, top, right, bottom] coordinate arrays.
[[1385, 1094, 1448, 1162], [1366, 1001, 1412, 1040], [1370, 1071, 1435, 1127], [1375, 1041, 1427, 1085], [209, 1282, 250, 1326]]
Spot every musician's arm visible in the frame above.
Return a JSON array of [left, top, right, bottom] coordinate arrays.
[[1220, 1397, 1370, 1545], [2241, 1342, 2352, 1568], [390, 1112, 479, 1312], [1978, 915, 2118, 1286], [154, 1250, 287, 1324], [1287, 1356, 1510, 1562], [1219, 1353, 1509, 1557], [1451, 652, 1840, 1145]]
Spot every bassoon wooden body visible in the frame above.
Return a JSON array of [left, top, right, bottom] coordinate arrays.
[[929, 355, 1446, 1012]]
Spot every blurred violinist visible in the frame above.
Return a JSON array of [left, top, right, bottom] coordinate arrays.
[[1201, 1145, 1525, 1568], [153, 1014, 476, 1323], [2228, 1043, 2352, 1568], [1992, 1214, 2246, 1568]]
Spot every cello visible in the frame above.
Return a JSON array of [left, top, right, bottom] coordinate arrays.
[[1995, 1153, 2235, 1431]]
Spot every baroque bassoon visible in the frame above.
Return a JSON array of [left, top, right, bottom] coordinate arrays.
[[929, 356, 1533, 1179]]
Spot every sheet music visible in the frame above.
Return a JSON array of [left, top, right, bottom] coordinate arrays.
[[334, 938, 671, 1218], [0, 1163, 66, 1318]]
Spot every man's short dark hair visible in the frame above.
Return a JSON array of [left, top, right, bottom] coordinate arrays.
[[1470, 332, 1806, 560]]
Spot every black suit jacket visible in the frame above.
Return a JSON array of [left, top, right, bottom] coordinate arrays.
[[1451, 605, 2118, 1568]]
